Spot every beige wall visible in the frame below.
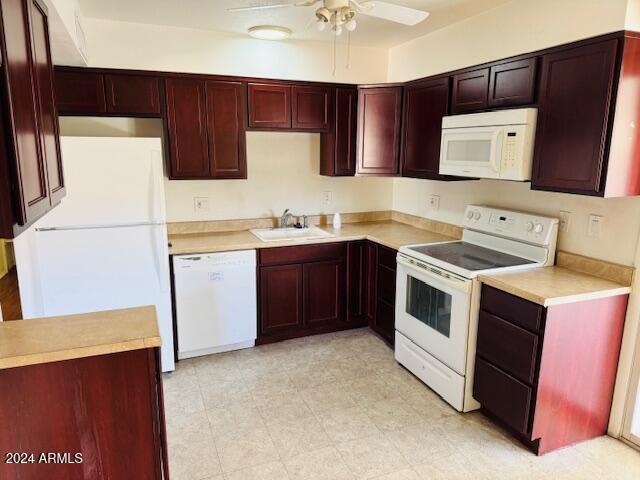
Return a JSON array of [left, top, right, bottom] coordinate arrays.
[[80, 18, 388, 84], [388, 0, 629, 82]]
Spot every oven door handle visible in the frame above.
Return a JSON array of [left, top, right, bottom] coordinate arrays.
[[397, 256, 471, 293]]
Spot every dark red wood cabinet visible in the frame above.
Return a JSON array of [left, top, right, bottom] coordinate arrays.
[[532, 38, 619, 195], [248, 83, 291, 129], [347, 240, 375, 326], [474, 285, 628, 454], [357, 86, 402, 176], [55, 70, 106, 114], [258, 243, 347, 343], [0, 348, 169, 479], [401, 77, 451, 179], [0, 0, 65, 238], [451, 68, 489, 113], [105, 74, 161, 115], [370, 245, 397, 344], [292, 85, 332, 131], [321, 87, 357, 176], [488, 57, 537, 108], [165, 78, 246, 179]]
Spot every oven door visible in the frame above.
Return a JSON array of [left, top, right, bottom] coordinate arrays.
[[439, 126, 504, 179], [395, 255, 472, 375]]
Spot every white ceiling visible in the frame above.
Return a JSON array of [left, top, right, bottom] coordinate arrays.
[[79, 0, 512, 48]]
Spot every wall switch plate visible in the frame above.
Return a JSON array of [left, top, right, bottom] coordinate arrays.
[[322, 191, 333, 207], [428, 194, 440, 211], [588, 214, 603, 238], [558, 211, 571, 233], [194, 197, 209, 213]]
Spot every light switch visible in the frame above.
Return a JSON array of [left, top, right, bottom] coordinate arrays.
[[558, 211, 571, 233], [322, 191, 333, 207], [194, 197, 209, 213], [588, 214, 603, 238], [428, 194, 440, 211]]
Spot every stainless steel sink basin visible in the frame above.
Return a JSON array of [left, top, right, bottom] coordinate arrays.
[[250, 226, 334, 242]]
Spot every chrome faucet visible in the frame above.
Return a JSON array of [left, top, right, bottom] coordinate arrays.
[[279, 209, 294, 228]]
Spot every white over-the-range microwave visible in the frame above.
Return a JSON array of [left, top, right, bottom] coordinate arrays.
[[439, 108, 538, 181]]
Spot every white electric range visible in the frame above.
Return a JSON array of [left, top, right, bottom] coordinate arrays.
[[394, 205, 559, 412]]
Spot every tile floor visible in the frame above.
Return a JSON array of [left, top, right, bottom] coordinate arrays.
[[162, 328, 640, 480]]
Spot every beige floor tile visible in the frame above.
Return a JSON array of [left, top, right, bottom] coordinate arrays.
[[246, 372, 297, 398], [200, 379, 253, 410], [335, 433, 409, 479], [162, 364, 198, 393], [300, 382, 358, 414], [164, 384, 205, 418], [316, 406, 381, 443], [360, 396, 429, 432], [386, 423, 457, 466], [371, 469, 420, 480], [224, 460, 290, 480], [255, 392, 314, 424], [267, 415, 332, 459], [327, 356, 375, 382], [168, 421, 222, 480], [285, 446, 355, 480], [347, 374, 400, 405], [214, 427, 279, 473], [206, 401, 265, 439], [287, 362, 339, 389]]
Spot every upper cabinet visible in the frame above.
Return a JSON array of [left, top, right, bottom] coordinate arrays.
[[401, 77, 451, 180], [0, 0, 64, 238], [321, 87, 357, 176], [248, 83, 291, 129], [248, 83, 332, 131], [357, 86, 403, 176], [532, 35, 640, 197], [451, 68, 489, 113], [165, 78, 246, 180], [55, 69, 161, 117], [488, 57, 537, 108]]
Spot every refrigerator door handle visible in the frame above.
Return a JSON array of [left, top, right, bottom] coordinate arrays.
[[35, 222, 164, 232]]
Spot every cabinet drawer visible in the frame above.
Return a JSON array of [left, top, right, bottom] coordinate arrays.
[[480, 285, 544, 332], [477, 311, 539, 384], [259, 242, 346, 265], [377, 245, 397, 270], [473, 357, 533, 435]]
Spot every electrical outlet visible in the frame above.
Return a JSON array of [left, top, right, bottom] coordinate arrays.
[[588, 214, 603, 238], [428, 194, 440, 211], [558, 211, 571, 233], [322, 191, 333, 207], [194, 197, 209, 213]]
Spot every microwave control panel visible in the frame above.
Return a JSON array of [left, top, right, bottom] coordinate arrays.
[[499, 124, 535, 181]]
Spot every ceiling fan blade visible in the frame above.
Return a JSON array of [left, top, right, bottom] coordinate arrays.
[[358, 1, 430, 26], [227, 0, 319, 12]]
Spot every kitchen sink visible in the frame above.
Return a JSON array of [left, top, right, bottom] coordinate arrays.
[[250, 226, 334, 242]]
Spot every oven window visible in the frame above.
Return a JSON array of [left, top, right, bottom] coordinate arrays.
[[406, 275, 451, 337], [446, 139, 492, 163]]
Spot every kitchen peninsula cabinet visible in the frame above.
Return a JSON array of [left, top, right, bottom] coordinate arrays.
[[165, 78, 247, 179], [258, 243, 347, 343], [321, 87, 358, 176], [357, 86, 403, 176], [0, 0, 65, 238], [473, 285, 628, 454]]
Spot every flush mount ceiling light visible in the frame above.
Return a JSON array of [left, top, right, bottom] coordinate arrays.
[[248, 25, 292, 40]]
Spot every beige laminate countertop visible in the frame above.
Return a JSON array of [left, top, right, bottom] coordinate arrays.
[[0, 306, 161, 370], [479, 266, 632, 307], [168, 220, 457, 255]]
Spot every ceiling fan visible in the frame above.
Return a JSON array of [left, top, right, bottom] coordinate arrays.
[[228, 0, 430, 35]]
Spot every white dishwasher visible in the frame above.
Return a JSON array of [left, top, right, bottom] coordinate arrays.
[[173, 250, 257, 359]]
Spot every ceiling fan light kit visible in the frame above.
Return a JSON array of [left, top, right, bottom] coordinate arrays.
[[247, 25, 292, 40]]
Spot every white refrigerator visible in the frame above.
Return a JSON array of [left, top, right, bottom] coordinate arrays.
[[14, 136, 175, 372]]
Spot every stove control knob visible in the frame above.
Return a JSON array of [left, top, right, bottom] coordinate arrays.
[[466, 210, 474, 220], [525, 221, 534, 232], [534, 223, 544, 234], [473, 211, 481, 220]]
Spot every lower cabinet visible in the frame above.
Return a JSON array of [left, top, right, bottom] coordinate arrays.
[[473, 285, 628, 455], [370, 245, 397, 344]]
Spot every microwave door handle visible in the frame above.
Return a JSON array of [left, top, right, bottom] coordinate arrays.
[[490, 129, 504, 174]]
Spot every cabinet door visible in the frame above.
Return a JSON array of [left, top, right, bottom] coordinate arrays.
[[206, 81, 247, 179], [365, 242, 378, 326], [0, 0, 50, 226], [260, 264, 303, 336], [452, 68, 489, 113], [347, 241, 369, 325], [532, 40, 618, 195], [248, 83, 291, 129], [292, 85, 332, 130], [165, 78, 210, 179], [374, 245, 396, 344], [303, 259, 345, 327], [29, 0, 65, 206], [55, 70, 106, 114], [401, 77, 450, 179], [105, 74, 161, 115], [488, 58, 537, 108], [320, 87, 357, 176], [357, 86, 402, 176]]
